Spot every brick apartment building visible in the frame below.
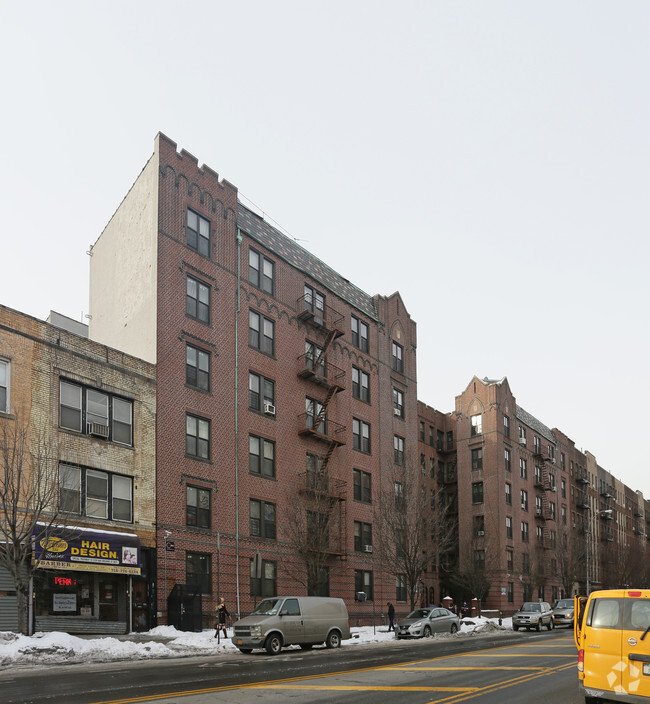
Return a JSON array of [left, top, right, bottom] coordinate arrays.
[[88, 133, 420, 624], [0, 306, 156, 634]]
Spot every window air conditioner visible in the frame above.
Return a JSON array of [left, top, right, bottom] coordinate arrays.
[[519, 437, 527, 445], [87, 422, 109, 438], [477, 530, 485, 536], [364, 545, 373, 553], [264, 403, 276, 416], [394, 408, 401, 416]]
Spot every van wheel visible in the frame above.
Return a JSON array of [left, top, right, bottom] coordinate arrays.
[[300, 644, 313, 650], [326, 631, 341, 649], [265, 634, 282, 655], [238, 648, 252, 654]]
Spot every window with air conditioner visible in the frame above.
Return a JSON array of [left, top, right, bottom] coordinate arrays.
[[59, 380, 133, 446]]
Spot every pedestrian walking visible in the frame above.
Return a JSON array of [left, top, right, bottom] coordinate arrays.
[[215, 597, 229, 638], [387, 602, 395, 631]]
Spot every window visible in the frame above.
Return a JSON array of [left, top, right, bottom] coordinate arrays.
[[474, 550, 485, 570], [186, 414, 210, 460], [560, 453, 566, 471], [474, 514, 485, 536], [561, 505, 567, 524], [522, 552, 530, 574], [535, 495, 544, 516], [249, 372, 275, 413], [536, 525, 544, 545], [506, 516, 513, 539], [186, 552, 211, 593], [503, 415, 510, 438], [249, 310, 275, 356], [393, 388, 404, 418], [391, 341, 404, 373], [471, 448, 483, 471], [186, 209, 210, 257], [186, 486, 211, 529], [250, 558, 276, 598], [470, 414, 482, 436], [419, 421, 425, 442], [518, 425, 526, 444], [186, 275, 210, 324], [507, 582, 514, 603], [396, 574, 407, 602], [249, 248, 274, 294], [60, 380, 133, 446], [429, 426, 434, 447], [0, 360, 9, 413], [355, 570, 374, 601], [446, 431, 453, 450], [307, 510, 329, 546], [305, 340, 325, 375], [352, 367, 370, 403], [353, 418, 371, 453], [306, 397, 326, 434], [506, 549, 513, 571], [186, 344, 210, 391], [308, 566, 330, 597], [353, 469, 372, 503], [549, 529, 557, 549], [520, 458, 528, 479], [351, 316, 369, 352], [521, 521, 529, 542], [472, 482, 484, 504], [393, 435, 405, 466], [561, 478, 566, 499], [521, 489, 528, 511], [505, 448, 511, 472], [533, 436, 541, 454], [354, 521, 372, 552], [394, 481, 404, 510], [303, 284, 326, 324], [59, 463, 133, 522], [250, 499, 276, 539], [505, 482, 512, 505], [249, 435, 275, 478], [549, 501, 556, 520]]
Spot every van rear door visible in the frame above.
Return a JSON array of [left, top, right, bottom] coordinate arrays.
[[582, 594, 625, 695], [621, 591, 650, 698]]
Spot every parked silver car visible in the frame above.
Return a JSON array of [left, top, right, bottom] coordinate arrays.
[[396, 607, 460, 639], [512, 601, 554, 631], [552, 598, 574, 627]]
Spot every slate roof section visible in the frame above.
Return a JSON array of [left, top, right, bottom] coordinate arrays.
[[516, 405, 556, 445], [237, 204, 379, 321]]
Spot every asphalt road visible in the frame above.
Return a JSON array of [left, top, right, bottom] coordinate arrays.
[[0, 628, 582, 704]]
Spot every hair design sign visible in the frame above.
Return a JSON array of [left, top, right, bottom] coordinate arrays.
[[33, 527, 141, 575]]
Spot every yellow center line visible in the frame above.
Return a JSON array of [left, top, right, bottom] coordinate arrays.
[[426, 662, 576, 704], [254, 685, 478, 692], [384, 666, 546, 671]]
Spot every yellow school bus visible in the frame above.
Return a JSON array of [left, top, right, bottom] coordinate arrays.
[[575, 589, 650, 703]]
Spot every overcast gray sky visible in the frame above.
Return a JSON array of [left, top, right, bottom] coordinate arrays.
[[1, 1, 648, 497]]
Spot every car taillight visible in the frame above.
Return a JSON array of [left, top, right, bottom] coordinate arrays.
[[578, 649, 584, 672]]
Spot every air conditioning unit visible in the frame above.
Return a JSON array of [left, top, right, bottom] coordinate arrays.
[[476, 530, 485, 536], [263, 402, 276, 416], [87, 422, 109, 438], [518, 437, 527, 445], [393, 408, 401, 416], [364, 545, 373, 553]]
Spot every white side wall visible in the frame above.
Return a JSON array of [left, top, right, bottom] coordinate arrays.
[[89, 151, 159, 363]]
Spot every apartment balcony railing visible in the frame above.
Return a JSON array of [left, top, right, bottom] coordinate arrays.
[[296, 295, 344, 338], [298, 413, 346, 446], [297, 354, 346, 392]]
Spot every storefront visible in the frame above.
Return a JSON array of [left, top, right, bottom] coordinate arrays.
[[32, 525, 145, 635]]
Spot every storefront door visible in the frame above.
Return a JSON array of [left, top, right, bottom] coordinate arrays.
[[99, 578, 119, 621]]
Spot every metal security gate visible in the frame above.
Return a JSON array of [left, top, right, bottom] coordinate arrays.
[[0, 566, 18, 632], [167, 584, 202, 632]]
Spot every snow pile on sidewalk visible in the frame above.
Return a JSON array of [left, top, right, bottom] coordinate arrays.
[[0, 617, 511, 668]]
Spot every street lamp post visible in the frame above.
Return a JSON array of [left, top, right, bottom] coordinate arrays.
[[586, 509, 612, 595]]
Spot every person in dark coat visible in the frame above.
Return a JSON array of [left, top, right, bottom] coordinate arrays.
[[215, 597, 229, 638], [387, 602, 395, 631]]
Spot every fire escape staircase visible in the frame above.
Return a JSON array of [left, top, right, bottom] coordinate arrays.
[[296, 295, 347, 557]]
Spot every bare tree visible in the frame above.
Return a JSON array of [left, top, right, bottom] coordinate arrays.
[[281, 457, 345, 596], [449, 568, 491, 616], [0, 414, 61, 634], [375, 460, 432, 611]]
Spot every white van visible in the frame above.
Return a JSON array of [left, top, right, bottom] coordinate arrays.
[[232, 596, 350, 655]]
